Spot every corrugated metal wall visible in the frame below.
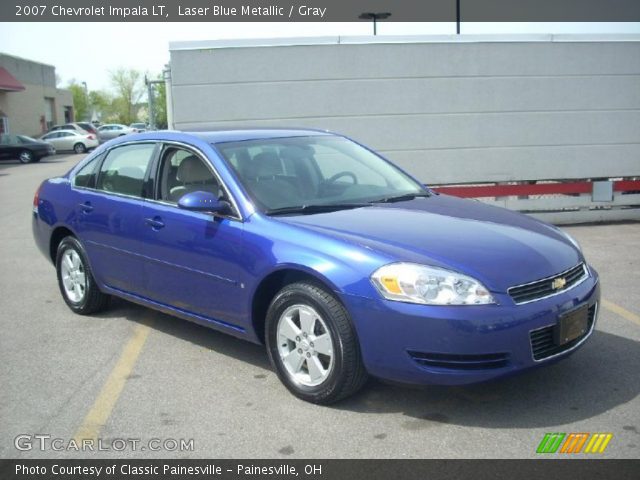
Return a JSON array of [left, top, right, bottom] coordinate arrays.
[[169, 36, 640, 186]]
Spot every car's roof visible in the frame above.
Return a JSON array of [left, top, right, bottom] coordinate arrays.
[[187, 127, 332, 144]]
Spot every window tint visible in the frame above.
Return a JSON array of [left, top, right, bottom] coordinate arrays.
[[157, 147, 219, 203], [96, 143, 155, 197], [74, 154, 102, 188]]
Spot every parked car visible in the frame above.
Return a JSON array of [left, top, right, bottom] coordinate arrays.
[[129, 123, 148, 133], [32, 129, 600, 404], [96, 124, 133, 143], [49, 123, 91, 135], [0, 134, 55, 163], [40, 130, 99, 154]]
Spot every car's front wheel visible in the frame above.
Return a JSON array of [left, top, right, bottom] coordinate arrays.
[[56, 236, 109, 314], [266, 282, 368, 404]]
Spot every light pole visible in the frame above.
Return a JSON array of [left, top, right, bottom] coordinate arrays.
[[358, 12, 391, 36], [81, 81, 89, 121], [456, 0, 461, 34]]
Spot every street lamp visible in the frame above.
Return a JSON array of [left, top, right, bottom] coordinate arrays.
[[81, 81, 89, 122], [358, 12, 391, 36]]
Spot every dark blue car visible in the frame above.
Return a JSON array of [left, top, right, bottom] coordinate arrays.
[[32, 129, 600, 404]]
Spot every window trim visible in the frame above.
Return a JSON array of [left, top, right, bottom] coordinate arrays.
[[149, 141, 243, 222]]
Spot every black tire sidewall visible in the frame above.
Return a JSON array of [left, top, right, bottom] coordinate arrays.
[[74, 143, 86, 153], [266, 284, 349, 402], [55, 236, 94, 313]]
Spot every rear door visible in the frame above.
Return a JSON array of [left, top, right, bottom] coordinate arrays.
[[140, 144, 247, 329], [72, 142, 158, 296]]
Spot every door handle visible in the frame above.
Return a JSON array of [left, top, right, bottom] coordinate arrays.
[[144, 217, 165, 229], [78, 202, 93, 213]]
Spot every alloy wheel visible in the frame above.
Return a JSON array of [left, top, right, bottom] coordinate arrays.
[[276, 304, 335, 387], [60, 248, 87, 303]]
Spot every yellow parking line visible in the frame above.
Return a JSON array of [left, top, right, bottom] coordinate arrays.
[[602, 299, 640, 327], [73, 322, 151, 442]]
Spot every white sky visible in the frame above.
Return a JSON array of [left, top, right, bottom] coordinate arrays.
[[0, 22, 638, 91]]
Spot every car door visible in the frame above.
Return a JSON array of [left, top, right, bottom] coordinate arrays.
[[58, 132, 76, 150], [140, 144, 247, 329], [72, 142, 158, 296], [42, 132, 63, 150]]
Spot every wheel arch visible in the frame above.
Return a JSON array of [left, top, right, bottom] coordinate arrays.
[[49, 225, 77, 263], [250, 266, 343, 344]]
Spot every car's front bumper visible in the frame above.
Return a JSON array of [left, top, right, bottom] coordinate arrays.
[[342, 266, 600, 386]]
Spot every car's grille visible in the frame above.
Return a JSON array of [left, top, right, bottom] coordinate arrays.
[[530, 303, 597, 361], [408, 351, 510, 370], [508, 263, 587, 304]]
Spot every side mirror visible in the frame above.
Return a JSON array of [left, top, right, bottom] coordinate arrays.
[[177, 191, 230, 214]]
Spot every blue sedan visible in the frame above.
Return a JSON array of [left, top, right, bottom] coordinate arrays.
[[32, 129, 600, 404]]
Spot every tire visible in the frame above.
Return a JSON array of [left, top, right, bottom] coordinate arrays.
[[18, 150, 34, 164], [73, 142, 86, 154], [32, 157, 41, 163], [56, 236, 109, 315], [266, 282, 368, 404]]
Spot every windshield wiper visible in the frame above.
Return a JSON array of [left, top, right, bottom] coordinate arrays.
[[371, 192, 432, 204], [265, 203, 370, 216]]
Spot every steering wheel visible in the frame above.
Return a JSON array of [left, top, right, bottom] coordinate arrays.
[[325, 171, 358, 186]]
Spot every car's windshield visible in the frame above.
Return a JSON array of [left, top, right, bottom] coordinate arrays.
[[216, 135, 426, 212], [17, 135, 38, 143]]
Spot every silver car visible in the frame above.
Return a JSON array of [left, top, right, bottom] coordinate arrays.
[[39, 130, 99, 154], [97, 124, 134, 143]]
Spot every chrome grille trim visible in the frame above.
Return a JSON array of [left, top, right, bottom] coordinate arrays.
[[508, 263, 588, 305]]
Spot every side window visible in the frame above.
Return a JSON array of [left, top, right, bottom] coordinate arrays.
[[157, 147, 219, 203], [73, 154, 103, 188], [96, 143, 155, 197]]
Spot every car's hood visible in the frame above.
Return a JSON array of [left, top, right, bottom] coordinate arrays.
[[277, 195, 582, 292]]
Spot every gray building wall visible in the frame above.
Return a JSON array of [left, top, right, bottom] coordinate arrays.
[[169, 35, 640, 185], [0, 53, 74, 137]]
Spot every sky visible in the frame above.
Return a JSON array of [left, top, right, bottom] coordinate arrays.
[[0, 22, 639, 92]]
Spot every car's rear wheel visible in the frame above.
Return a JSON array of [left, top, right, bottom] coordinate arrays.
[[18, 150, 33, 164], [73, 142, 86, 154], [56, 236, 109, 314], [266, 282, 368, 404]]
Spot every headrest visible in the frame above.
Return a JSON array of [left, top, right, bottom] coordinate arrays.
[[253, 151, 282, 177], [279, 145, 313, 161], [177, 156, 212, 183]]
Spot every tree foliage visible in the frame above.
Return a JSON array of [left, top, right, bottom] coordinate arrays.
[[108, 68, 145, 125]]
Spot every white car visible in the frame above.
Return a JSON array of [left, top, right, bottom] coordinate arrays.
[[97, 124, 134, 143], [39, 130, 99, 154]]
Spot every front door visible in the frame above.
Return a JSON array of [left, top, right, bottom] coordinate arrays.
[[140, 145, 247, 330]]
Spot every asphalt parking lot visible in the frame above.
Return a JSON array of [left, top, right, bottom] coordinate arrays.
[[1, 153, 639, 459]]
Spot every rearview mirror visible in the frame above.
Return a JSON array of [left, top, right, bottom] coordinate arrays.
[[177, 191, 230, 214]]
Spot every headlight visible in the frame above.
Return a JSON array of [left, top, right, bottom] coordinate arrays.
[[371, 263, 495, 305], [559, 229, 582, 252]]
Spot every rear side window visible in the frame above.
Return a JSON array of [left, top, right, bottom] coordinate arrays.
[[74, 154, 103, 188], [96, 143, 155, 197]]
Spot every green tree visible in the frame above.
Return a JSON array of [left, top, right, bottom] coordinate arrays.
[[109, 68, 145, 125], [68, 82, 89, 121], [154, 76, 168, 129]]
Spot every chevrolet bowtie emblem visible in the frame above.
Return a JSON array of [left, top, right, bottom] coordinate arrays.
[[552, 277, 567, 290]]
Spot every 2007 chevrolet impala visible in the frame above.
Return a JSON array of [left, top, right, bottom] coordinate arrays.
[[32, 129, 600, 404]]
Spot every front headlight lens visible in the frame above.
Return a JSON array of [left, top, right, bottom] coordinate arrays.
[[371, 263, 495, 305]]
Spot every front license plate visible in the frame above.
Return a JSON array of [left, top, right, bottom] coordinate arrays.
[[554, 305, 589, 346]]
